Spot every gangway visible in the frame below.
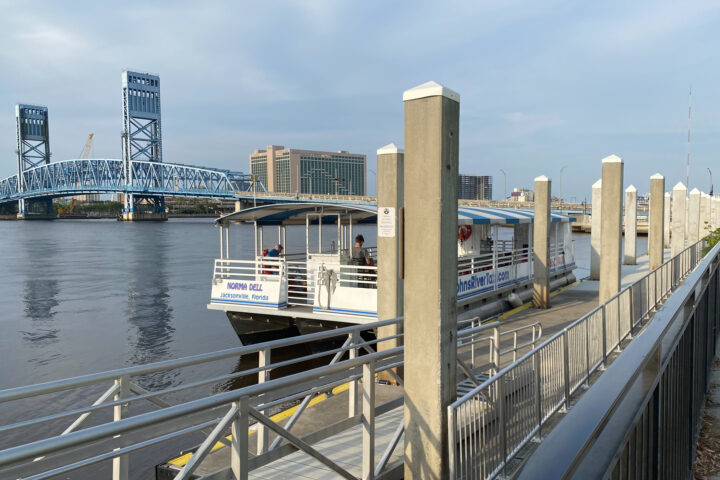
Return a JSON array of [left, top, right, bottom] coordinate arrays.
[[0, 240, 711, 479]]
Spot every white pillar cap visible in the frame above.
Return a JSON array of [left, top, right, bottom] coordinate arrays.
[[673, 182, 687, 191], [625, 185, 637, 193], [650, 173, 664, 180], [376, 143, 404, 155], [601, 154, 623, 163], [534, 175, 550, 182], [690, 188, 701, 195], [403, 81, 460, 102], [665, 192, 671, 197], [592, 179, 602, 188]]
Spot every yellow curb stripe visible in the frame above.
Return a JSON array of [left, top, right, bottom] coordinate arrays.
[[496, 281, 580, 321], [167, 382, 351, 467]]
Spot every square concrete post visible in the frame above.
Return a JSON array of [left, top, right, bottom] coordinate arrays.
[[671, 182, 687, 256], [664, 192, 671, 248], [700, 193, 708, 237], [590, 179, 602, 280], [713, 197, 719, 231], [688, 188, 701, 243], [648, 174, 665, 270], [376, 143, 404, 380], [599, 155, 623, 304], [623, 185, 637, 265], [533, 175, 551, 309], [402, 81, 459, 479]]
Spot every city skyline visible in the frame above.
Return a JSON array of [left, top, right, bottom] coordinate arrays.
[[1, 2, 720, 199]]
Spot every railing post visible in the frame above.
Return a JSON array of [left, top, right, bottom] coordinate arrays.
[[256, 348, 270, 455], [349, 331, 359, 417], [628, 286, 634, 338], [513, 331, 518, 362], [562, 330, 571, 410], [498, 376, 508, 472], [601, 305, 608, 368], [534, 351, 543, 438], [493, 326, 500, 375], [112, 375, 130, 480], [584, 315, 591, 385], [231, 397, 249, 480], [362, 359, 376, 480]]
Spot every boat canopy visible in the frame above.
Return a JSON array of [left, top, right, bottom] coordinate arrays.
[[215, 202, 575, 227]]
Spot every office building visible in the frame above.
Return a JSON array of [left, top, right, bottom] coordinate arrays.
[[509, 187, 534, 202], [250, 146, 366, 195], [458, 174, 492, 200]]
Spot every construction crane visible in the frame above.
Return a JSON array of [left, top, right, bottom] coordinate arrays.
[[79, 133, 94, 159]]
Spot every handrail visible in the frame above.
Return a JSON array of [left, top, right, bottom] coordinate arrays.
[[448, 239, 706, 479]]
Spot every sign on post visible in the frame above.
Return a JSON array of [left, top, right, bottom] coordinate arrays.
[[378, 207, 396, 237]]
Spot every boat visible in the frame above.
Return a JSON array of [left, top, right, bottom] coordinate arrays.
[[208, 202, 576, 343]]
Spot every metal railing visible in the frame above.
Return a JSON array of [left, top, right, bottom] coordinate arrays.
[[0, 319, 405, 480], [515, 239, 720, 479], [448, 240, 705, 479]]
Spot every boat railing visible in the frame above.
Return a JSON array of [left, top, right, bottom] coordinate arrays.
[[286, 260, 314, 306], [213, 258, 284, 282], [337, 264, 378, 289]]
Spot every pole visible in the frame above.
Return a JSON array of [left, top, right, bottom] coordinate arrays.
[[559, 165, 567, 205], [500, 168, 507, 201]]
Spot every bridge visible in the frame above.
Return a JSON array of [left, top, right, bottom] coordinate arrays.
[[0, 71, 275, 220]]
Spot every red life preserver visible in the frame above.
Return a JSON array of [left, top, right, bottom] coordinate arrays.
[[458, 225, 472, 242]]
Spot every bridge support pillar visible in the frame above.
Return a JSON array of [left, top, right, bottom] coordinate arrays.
[[376, 143, 404, 383], [119, 196, 167, 221], [664, 192, 671, 248], [671, 183, 687, 256], [599, 155, 623, 304], [591, 179, 602, 280], [649, 174, 665, 270], [533, 175, 551, 308], [688, 188, 701, 243], [402, 81, 459, 480], [17, 197, 56, 220], [623, 185, 637, 265]]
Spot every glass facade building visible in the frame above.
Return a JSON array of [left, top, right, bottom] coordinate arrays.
[[458, 174, 493, 200], [250, 146, 366, 195]]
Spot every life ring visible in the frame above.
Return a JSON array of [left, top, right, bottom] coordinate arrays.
[[458, 225, 472, 242]]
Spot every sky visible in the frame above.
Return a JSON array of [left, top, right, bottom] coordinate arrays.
[[1, 0, 720, 200]]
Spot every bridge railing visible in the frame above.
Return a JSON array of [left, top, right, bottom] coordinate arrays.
[[448, 240, 705, 480]]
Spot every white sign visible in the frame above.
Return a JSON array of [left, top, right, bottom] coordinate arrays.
[[378, 206, 396, 237]]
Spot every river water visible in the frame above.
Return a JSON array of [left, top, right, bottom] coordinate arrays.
[[0, 219, 645, 477]]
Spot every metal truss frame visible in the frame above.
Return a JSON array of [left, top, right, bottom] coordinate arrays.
[[0, 159, 262, 203]]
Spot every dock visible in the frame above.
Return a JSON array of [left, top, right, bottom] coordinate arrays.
[[157, 251, 668, 479]]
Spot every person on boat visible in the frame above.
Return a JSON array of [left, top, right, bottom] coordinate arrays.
[[265, 244, 283, 258], [351, 235, 372, 266]]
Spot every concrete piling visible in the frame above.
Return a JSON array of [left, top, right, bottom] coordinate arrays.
[[599, 155, 623, 304], [671, 183, 687, 256], [533, 175, 551, 309], [623, 185, 637, 265], [664, 192, 671, 248], [402, 81, 459, 479], [376, 143, 404, 379], [688, 188, 701, 243], [648, 174, 665, 270], [590, 179, 602, 280]]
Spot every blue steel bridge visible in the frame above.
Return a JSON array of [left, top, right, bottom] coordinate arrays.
[[0, 158, 259, 203]]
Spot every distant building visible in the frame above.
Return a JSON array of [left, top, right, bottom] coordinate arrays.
[[458, 174, 492, 200], [509, 187, 534, 202], [249, 145, 366, 195]]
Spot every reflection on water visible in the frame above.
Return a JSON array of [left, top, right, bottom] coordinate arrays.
[[20, 279, 60, 347], [125, 229, 177, 390]]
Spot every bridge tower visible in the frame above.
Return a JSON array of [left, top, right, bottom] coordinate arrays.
[[16, 104, 54, 218], [120, 70, 167, 220]]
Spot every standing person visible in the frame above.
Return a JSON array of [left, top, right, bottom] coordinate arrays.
[[351, 235, 369, 266]]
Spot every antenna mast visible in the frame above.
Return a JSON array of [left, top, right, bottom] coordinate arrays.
[[686, 85, 692, 188]]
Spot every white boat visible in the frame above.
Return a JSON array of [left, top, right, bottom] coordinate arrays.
[[208, 202, 576, 342]]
